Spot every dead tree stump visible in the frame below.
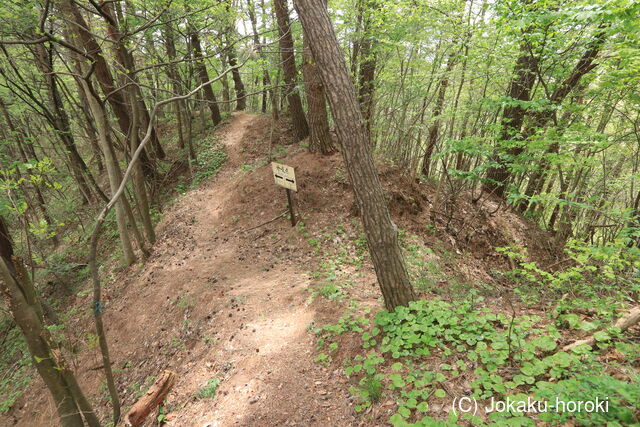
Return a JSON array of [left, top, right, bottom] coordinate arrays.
[[121, 370, 177, 427]]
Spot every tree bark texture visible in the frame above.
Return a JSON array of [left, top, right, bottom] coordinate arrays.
[[293, 0, 416, 310], [190, 33, 222, 126], [302, 31, 334, 154], [274, 0, 309, 141]]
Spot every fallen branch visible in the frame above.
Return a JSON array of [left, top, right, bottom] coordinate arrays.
[[121, 370, 177, 427], [238, 211, 288, 233], [562, 306, 640, 352]]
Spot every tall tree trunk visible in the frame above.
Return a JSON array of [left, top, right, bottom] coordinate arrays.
[[220, 68, 231, 113], [82, 80, 136, 266], [354, 0, 378, 132], [357, 37, 376, 131], [128, 91, 156, 245], [190, 33, 222, 126], [225, 37, 246, 110], [421, 51, 457, 177], [0, 99, 59, 247], [101, 2, 165, 163], [302, 29, 334, 154], [0, 226, 99, 427], [61, 0, 130, 137], [29, 44, 103, 204], [60, 1, 158, 179], [162, 20, 186, 147], [293, 0, 416, 310], [162, 19, 195, 162], [482, 41, 538, 198], [517, 31, 606, 210], [248, 0, 277, 116], [484, 30, 606, 200], [274, 0, 309, 141]]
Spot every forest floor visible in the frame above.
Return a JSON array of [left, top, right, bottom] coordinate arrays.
[[4, 112, 636, 426]]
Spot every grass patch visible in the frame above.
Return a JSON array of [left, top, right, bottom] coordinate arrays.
[[197, 378, 221, 399]]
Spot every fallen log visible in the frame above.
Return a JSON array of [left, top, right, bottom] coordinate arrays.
[[562, 306, 640, 352], [121, 370, 177, 427]]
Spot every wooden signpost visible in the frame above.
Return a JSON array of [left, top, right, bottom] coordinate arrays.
[[271, 162, 297, 226]]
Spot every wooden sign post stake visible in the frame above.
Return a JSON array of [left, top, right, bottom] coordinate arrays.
[[286, 188, 296, 227]]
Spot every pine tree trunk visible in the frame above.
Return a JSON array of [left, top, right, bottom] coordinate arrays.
[[293, 0, 416, 310]]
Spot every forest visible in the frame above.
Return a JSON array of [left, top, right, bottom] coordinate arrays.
[[0, 0, 639, 425]]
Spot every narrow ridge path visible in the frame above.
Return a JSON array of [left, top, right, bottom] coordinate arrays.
[[101, 113, 354, 426]]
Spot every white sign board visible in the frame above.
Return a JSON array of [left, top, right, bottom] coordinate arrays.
[[271, 162, 297, 192]]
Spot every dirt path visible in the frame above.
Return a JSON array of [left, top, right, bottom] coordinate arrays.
[[98, 112, 355, 426]]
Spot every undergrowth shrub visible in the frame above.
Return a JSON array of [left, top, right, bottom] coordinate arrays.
[[193, 137, 227, 186], [315, 297, 639, 426], [499, 238, 640, 305]]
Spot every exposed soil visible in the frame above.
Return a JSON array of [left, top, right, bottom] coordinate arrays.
[[3, 112, 567, 427]]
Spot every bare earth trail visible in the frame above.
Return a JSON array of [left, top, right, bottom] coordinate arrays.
[[7, 111, 558, 427], [100, 112, 356, 426]]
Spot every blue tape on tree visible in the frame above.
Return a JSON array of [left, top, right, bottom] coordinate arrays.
[[93, 300, 105, 314]]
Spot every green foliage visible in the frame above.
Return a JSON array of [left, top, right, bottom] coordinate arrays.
[[129, 376, 157, 400], [192, 136, 227, 186], [157, 406, 167, 423], [351, 373, 384, 411], [403, 236, 443, 292], [532, 375, 640, 425], [175, 295, 196, 310], [316, 283, 342, 300], [197, 378, 221, 399], [315, 296, 638, 425], [0, 323, 30, 414], [500, 238, 640, 305], [313, 306, 369, 352]]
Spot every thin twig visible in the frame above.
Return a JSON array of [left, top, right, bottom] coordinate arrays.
[[238, 211, 288, 233]]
